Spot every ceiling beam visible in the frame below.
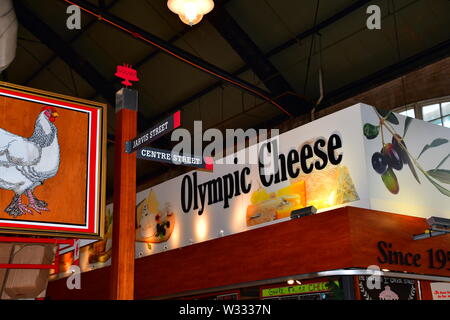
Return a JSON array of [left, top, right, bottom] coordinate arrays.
[[318, 39, 450, 110], [59, 0, 289, 115], [23, 0, 121, 86], [145, 0, 374, 126], [15, 1, 117, 105], [133, 0, 232, 70], [133, 40, 450, 191], [266, 0, 373, 57], [208, 3, 310, 116]]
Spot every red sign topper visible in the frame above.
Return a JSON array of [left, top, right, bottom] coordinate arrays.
[[115, 64, 139, 87]]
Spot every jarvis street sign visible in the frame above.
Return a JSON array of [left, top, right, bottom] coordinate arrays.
[[126, 110, 181, 154]]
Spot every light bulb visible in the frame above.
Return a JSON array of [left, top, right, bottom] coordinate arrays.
[[168, 0, 214, 26], [179, 13, 204, 26]]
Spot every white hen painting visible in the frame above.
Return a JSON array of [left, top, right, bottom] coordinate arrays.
[[0, 106, 60, 217]]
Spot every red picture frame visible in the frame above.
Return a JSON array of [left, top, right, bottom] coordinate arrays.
[[0, 82, 107, 239]]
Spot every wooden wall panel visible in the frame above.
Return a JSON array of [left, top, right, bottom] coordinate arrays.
[[419, 280, 433, 300], [48, 207, 353, 299], [46, 207, 450, 300], [134, 207, 353, 299], [47, 267, 111, 300], [347, 207, 450, 277]]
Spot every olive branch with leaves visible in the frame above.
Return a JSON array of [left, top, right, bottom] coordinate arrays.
[[363, 107, 450, 197]]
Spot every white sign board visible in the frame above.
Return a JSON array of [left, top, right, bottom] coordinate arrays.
[[129, 104, 449, 260], [431, 282, 450, 300], [54, 104, 450, 277]]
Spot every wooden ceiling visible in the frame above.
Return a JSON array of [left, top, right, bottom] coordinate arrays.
[[3, 0, 450, 197]]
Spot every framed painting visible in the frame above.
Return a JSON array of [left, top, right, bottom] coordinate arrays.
[[0, 82, 107, 238]]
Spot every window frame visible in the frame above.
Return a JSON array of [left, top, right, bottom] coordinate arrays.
[[394, 96, 450, 128]]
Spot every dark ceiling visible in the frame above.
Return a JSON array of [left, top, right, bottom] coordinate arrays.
[[3, 0, 450, 197]]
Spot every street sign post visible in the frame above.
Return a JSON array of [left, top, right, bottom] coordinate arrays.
[[137, 146, 214, 171], [110, 63, 214, 301], [115, 64, 139, 87], [111, 87, 137, 300], [126, 110, 181, 154]]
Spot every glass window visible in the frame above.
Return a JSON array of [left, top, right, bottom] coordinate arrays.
[[399, 108, 415, 118], [443, 115, 450, 128], [394, 99, 449, 127], [442, 102, 450, 116], [422, 104, 441, 121], [430, 118, 443, 126]]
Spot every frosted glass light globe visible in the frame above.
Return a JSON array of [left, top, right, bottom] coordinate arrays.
[[167, 0, 215, 26]]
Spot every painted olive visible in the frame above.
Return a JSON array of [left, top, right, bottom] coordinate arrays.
[[364, 123, 379, 140], [382, 143, 403, 171], [392, 134, 408, 164], [372, 152, 388, 175], [382, 168, 400, 195]]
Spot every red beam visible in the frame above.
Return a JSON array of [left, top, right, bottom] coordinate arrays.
[[0, 237, 74, 245], [110, 89, 137, 300], [0, 264, 55, 270]]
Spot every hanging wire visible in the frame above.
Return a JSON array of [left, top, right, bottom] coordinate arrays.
[[247, 0, 322, 107], [69, 66, 79, 97], [198, 96, 202, 121], [390, 0, 408, 108], [251, 0, 419, 96], [241, 90, 245, 114], [311, 31, 324, 121], [17, 42, 76, 95], [63, 0, 293, 117], [318, 32, 324, 106], [263, 0, 303, 50], [144, 0, 205, 59], [303, 0, 321, 95], [220, 85, 224, 122], [253, 72, 257, 108]]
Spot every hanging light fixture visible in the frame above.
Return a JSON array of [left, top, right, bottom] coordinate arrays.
[[167, 0, 215, 26]]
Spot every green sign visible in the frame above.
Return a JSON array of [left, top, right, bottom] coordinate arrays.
[[261, 281, 337, 298]]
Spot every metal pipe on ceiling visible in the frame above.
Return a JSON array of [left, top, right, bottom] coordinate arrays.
[[24, 0, 121, 86], [61, 0, 293, 118], [146, 0, 374, 125], [0, 0, 17, 73]]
